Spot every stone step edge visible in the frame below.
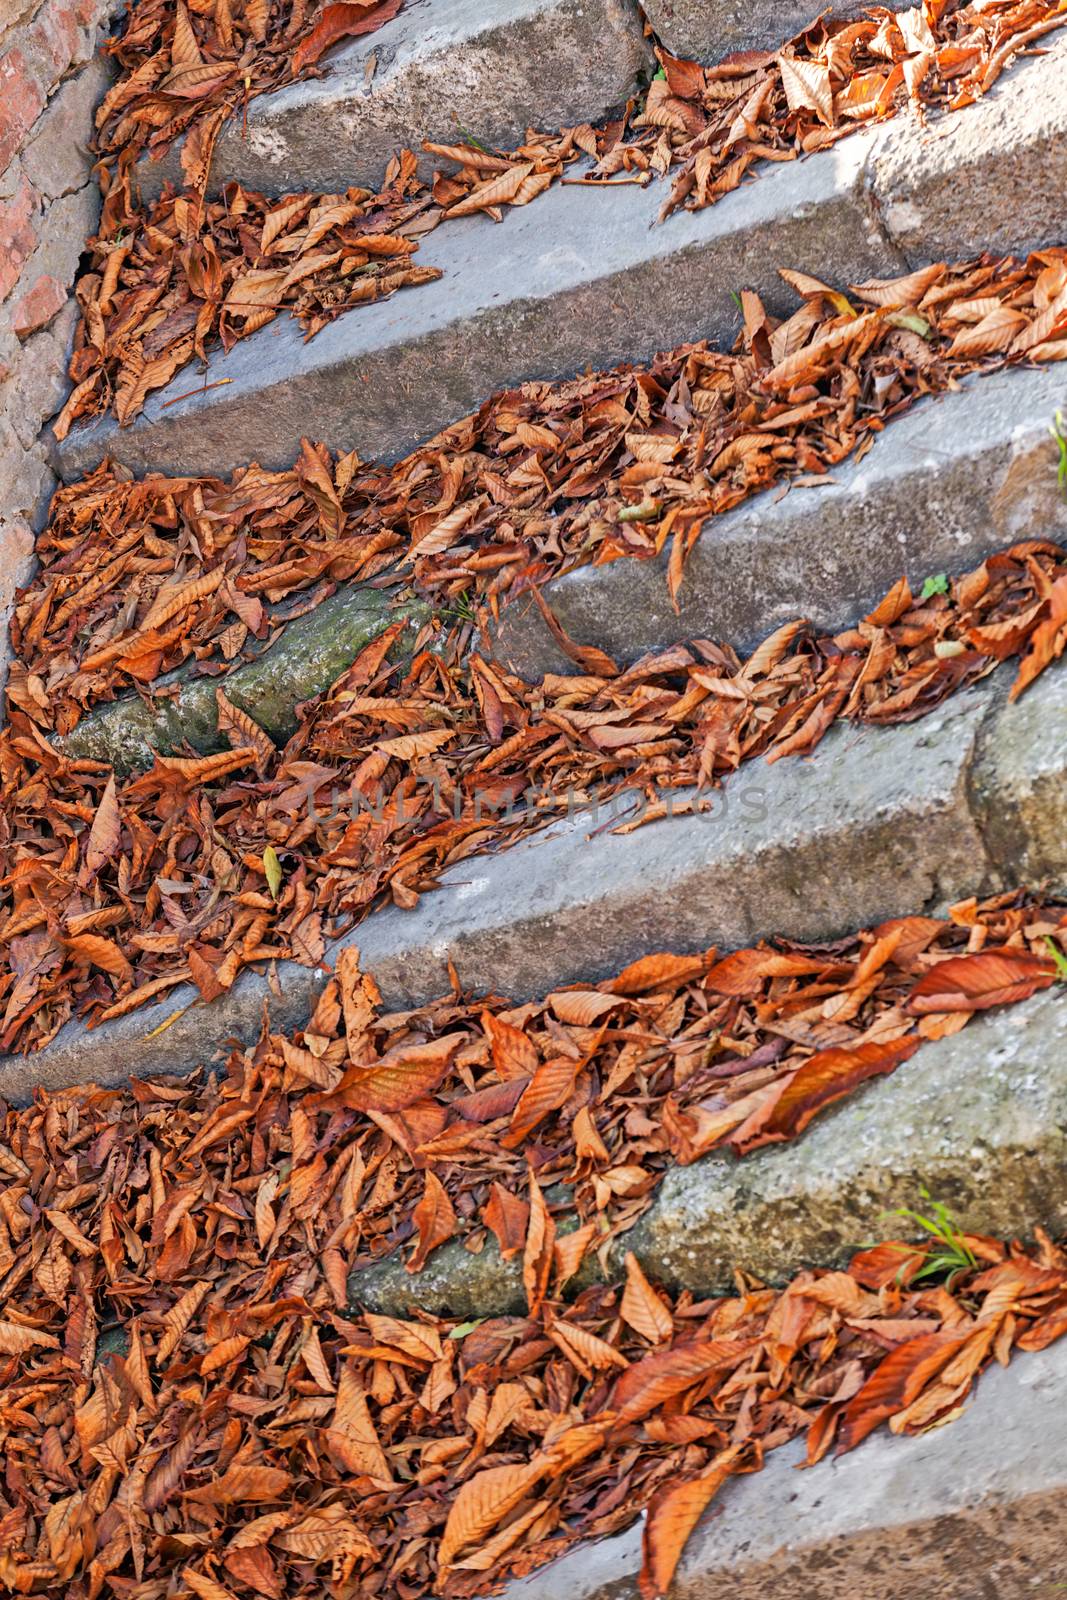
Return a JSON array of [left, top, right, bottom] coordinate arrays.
[[504, 1335, 1067, 1600], [346, 981, 1067, 1316], [136, 0, 653, 201], [52, 36, 1067, 484], [3, 655, 1063, 1100], [488, 362, 1067, 677], [56, 360, 1067, 775]]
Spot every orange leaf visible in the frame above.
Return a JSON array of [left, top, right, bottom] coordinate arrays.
[[730, 1036, 921, 1153], [407, 1171, 457, 1272], [437, 1460, 546, 1575], [907, 950, 1056, 1014], [482, 1010, 539, 1079], [522, 1175, 556, 1317], [483, 1181, 529, 1260], [82, 774, 120, 880], [837, 1331, 969, 1453], [316, 1036, 461, 1112], [611, 1338, 751, 1425], [502, 1056, 579, 1148], [639, 1444, 745, 1600], [291, 0, 403, 75], [621, 1252, 674, 1344], [547, 989, 619, 1026]]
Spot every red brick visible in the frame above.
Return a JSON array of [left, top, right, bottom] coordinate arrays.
[[12, 273, 66, 338], [0, 174, 39, 302], [73, 0, 106, 26], [25, 6, 80, 84], [0, 50, 46, 172]]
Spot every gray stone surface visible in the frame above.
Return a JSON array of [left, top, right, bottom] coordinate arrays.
[[871, 30, 1067, 265], [640, 0, 911, 62], [53, 39, 1062, 486], [53, 110, 889, 481], [505, 1336, 1067, 1600], [4, 657, 1064, 1100], [58, 587, 429, 776], [348, 985, 1067, 1314], [489, 362, 1067, 676], [138, 0, 652, 200]]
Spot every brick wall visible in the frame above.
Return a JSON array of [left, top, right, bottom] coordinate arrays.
[[0, 0, 121, 701]]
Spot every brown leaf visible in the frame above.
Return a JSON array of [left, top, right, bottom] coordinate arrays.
[[407, 1171, 457, 1272], [82, 774, 120, 880], [907, 950, 1056, 1013], [318, 1036, 461, 1112], [837, 1331, 969, 1453], [621, 1252, 674, 1343], [291, 0, 403, 76], [731, 1036, 921, 1152], [502, 1056, 580, 1148], [522, 1174, 556, 1317], [483, 1182, 530, 1259], [639, 1444, 745, 1600]]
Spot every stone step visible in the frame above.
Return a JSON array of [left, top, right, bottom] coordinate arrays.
[[135, 0, 652, 202], [4, 655, 1064, 1100], [490, 363, 1067, 677], [503, 1333, 1067, 1600], [349, 980, 1066, 1315], [643, 0, 912, 64], [53, 36, 1067, 485]]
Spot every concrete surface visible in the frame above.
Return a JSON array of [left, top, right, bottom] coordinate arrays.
[[137, 0, 651, 200], [505, 1335, 1067, 1600], [489, 361, 1067, 676], [53, 40, 1065, 490], [348, 984, 1067, 1313], [641, 0, 911, 62], [4, 657, 1064, 1099]]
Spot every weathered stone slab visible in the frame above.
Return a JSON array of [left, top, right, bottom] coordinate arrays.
[[137, 0, 652, 200], [4, 658, 1064, 1100], [870, 30, 1067, 265], [347, 985, 1067, 1315], [640, 0, 910, 63], [488, 361, 1067, 677], [504, 1336, 1067, 1600], [58, 588, 428, 777], [54, 41, 1063, 489], [52, 112, 890, 481]]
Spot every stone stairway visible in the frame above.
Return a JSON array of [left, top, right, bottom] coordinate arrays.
[[17, 1, 1067, 1592], [51, 25, 1067, 481]]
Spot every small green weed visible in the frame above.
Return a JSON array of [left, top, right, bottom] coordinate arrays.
[[1045, 935, 1067, 982], [920, 572, 949, 600], [886, 1187, 977, 1286], [1051, 410, 1067, 495], [453, 122, 489, 153]]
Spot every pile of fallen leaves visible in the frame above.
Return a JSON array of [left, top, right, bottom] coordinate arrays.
[[57, 0, 1067, 432], [0, 1024, 1065, 1599], [2, 528, 1066, 1051], [173, 889, 1067, 1279], [95, 0, 404, 167], [27, 250, 1067, 735]]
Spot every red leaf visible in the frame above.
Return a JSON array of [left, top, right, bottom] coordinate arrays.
[[291, 0, 403, 76], [407, 1171, 456, 1273], [837, 1331, 969, 1454], [907, 949, 1056, 1014], [730, 1036, 921, 1154]]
